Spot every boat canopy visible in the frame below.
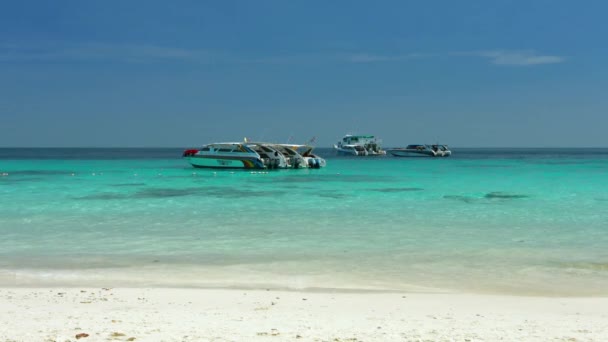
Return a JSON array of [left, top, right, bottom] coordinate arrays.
[[344, 135, 374, 139], [202, 143, 254, 153]]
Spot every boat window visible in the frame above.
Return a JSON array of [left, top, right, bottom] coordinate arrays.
[[200, 147, 210, 151]]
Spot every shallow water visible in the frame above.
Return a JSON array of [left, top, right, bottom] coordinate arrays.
[[1, 148, 607, 295]]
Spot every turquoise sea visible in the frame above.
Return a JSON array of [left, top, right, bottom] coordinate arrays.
[[1, 148, 607, 295]]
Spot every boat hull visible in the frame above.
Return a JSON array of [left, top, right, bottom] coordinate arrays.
[[186, 156, 266, 169], [388, 149, 451, 157], [334, 147, 360, 156], [334, 145, 369, 156]]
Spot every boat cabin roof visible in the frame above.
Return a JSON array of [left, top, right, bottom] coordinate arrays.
[[200, 143, 253, 153], [344, 134, 375, 138], [342, 135, 377, 144]]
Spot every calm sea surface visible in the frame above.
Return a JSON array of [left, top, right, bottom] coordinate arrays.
[[1, 148, 607, 295]]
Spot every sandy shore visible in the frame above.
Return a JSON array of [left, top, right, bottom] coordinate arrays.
[[1, 288, 607, 342]]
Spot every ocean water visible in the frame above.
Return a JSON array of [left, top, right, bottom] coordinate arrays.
[[1, 148, 607, 295]]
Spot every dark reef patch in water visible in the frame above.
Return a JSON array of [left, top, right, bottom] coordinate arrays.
[[76, 192, 129, 200], [444, 192, 529, 203], [443, 195, 478, 204], [201, 187, 283, 199], [133, 188, 202, 198], [272, 174, 393, 184], [110, 183, 146, 187], [371, 187, 424, 193], [77, 186, 286, 200], [276, 184, 317, 190], [484, 192, 529, 199]]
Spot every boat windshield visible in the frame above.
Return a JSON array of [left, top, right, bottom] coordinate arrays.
[[297, 147, 314, 156], [208, 144, 248, 153]]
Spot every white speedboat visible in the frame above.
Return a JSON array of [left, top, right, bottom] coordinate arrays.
[[246, 143, 290, 169], [183, 142, 327, 169], [334, 134, 386, 156], [182, 143, 266, 169], [277, 144, 327, 169], [387, 144, 451, 157]]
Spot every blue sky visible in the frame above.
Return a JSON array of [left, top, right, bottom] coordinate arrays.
[[1, 0, 607, 147]]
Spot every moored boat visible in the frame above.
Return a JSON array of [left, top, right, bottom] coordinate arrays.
[[276, 144, 327, 169], [183, 142, 326, 169], [387, 144, 451, 157], [245, 143, 290, 169], [334, 134, 386, 156], [182, 143, 266, 169]]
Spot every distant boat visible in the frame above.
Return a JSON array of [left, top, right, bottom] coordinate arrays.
[[387, 144, 452, 157], [334, 134, 386, 156]]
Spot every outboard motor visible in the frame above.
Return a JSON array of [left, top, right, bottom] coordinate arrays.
[[307, 158, 320, 169]]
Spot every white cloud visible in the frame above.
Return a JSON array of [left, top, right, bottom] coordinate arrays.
[[0, 42, 213, 62], [345, 50, 565, 66], [0, 42, 566, 67], [462, 50, 566, 66], [346, 52, 435, 63]]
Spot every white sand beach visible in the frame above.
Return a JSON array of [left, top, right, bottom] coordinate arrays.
[[1, 288, 607, 341]]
